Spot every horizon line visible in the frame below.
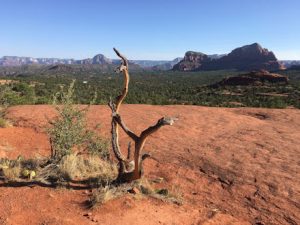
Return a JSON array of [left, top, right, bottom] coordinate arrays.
[[1, 54, 300, 61]]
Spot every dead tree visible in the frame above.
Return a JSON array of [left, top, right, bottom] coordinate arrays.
[[109, 48, 176, 183]]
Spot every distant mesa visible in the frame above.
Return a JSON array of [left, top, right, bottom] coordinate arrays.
[[212, 70, 289, 87], [173, 43, 285, 72], [0, 53, 167, 70], [0, 54, 115, 67], [0, 56, 74, 66]]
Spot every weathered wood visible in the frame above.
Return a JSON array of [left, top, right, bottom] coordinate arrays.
[[112, 113, 138, 141], [109, 48, 176, 183], [108, 101, 127, 163]]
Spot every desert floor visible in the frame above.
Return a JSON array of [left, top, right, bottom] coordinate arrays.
[[0, 105, 299, 225]]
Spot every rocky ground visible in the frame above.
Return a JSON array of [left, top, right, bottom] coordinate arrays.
[[0, 105, 299, 225]]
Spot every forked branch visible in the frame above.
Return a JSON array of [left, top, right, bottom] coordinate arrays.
[[112, 113, 138, 141], [108, 48, 177, 182]]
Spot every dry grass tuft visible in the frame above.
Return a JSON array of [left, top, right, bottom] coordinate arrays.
[[134, 178, 184, 205], [59, 154, 118, 183], [89, 178, 184, 208], [133, 177, 155, 195], [0, 118, 10, 128], [89, 184, 128, 208], [2, 164, 21, 181], [165, 185, 184, 205], [0, 152, 117, 188], [0, 157, 41, 181]]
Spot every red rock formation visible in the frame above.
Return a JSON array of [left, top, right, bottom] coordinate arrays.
[[214, 70, 289, 86], [204, 43, 284, 71], [172, 51, 211, 71], [173, 43, 285, 71]]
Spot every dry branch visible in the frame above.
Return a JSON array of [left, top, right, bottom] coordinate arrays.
[[108, 48, 177, 182]]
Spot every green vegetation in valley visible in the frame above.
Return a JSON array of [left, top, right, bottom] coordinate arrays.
[[0, 69, 299, 109]]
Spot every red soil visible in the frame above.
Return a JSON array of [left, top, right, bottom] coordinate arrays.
[[0, 105, 299, 225]]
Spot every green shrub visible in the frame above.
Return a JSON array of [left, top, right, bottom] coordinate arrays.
[[0, 82, 36, 105], [48, 80, 109, 161]]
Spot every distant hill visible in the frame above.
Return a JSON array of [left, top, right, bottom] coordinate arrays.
[[173, 43, 285, 72], [151, 58, 183, 71], [129, 60, 171, 68], [0, 54, 131, 67], [279, 60, 300, 69], [0, 54, 183, 71], [76, 54, 113, 65], [0, 62, 143, 77], [0, 52, 146, 76], [0, 54, 181, 68]]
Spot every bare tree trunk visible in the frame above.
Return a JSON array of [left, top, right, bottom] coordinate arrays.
[[108, 48, 176, 183]]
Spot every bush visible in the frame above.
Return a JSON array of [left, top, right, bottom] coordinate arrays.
[[11, 82, 36, 104], [0, 82, 36, 105], [48, 80, 109, 161]]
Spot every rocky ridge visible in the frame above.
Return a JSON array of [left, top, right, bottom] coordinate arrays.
[[173, 43, 285, 71]]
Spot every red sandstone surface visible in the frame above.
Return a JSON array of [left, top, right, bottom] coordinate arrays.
[[0, 105, 299, 225]]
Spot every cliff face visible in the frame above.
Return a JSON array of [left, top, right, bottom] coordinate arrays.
[[172, 51, 211, 71], [173, 43, 285, 71], [204, 43, 284, 71]]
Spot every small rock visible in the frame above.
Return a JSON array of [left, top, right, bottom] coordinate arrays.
[[91, 216, 99, 222], [48, 193, 55, 198], [83, 212, 92, 217]]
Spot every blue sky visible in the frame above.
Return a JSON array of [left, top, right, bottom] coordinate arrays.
[[0, 0, 299, 60]]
